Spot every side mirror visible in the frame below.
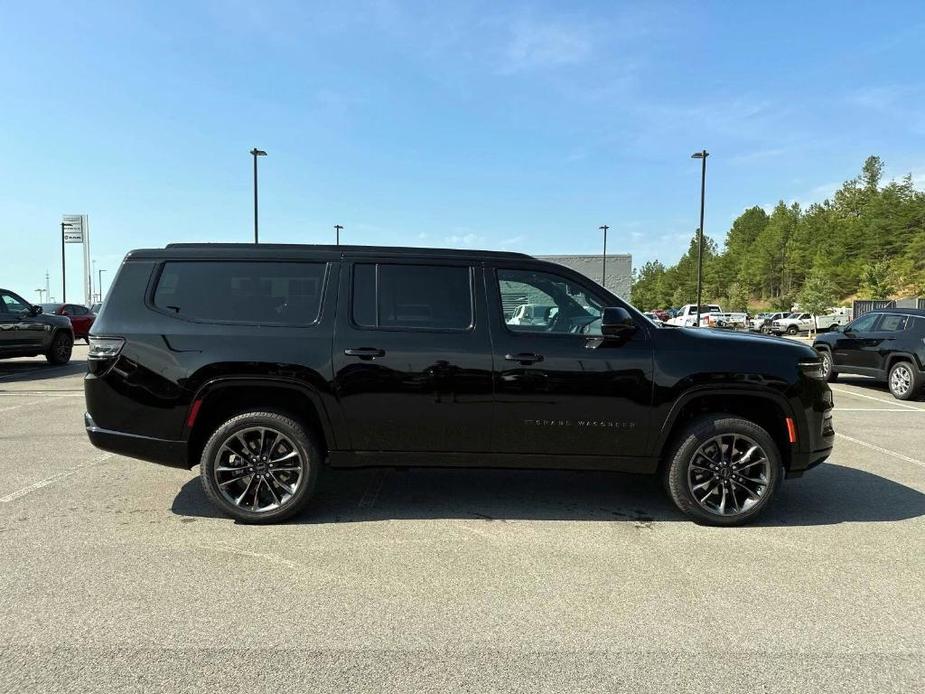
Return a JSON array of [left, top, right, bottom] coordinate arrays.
[[601, 306, 637, 338], [30, 305, 42, 316], [61, 310, 71, 316]]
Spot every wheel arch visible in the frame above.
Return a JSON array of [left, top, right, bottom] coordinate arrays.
[[184, 377, 335, 468], [655, 388, 795, 472], [886, 351, 922, 372]]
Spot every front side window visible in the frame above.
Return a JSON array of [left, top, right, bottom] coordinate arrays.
[[848, 312, 880, 333], [498, 268, 603, 334], [878, 314, 908, 332], [352, 263, 472, 330], [0, 292, 29, 314], [153, 261, 326, 325]]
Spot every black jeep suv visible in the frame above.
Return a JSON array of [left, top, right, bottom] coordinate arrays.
[[84, 244, 834, 525], [0, 288, 74, 364], [813, 308, 925, 400]]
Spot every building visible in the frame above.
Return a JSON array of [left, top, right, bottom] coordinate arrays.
[[537, 254, 632, 300]]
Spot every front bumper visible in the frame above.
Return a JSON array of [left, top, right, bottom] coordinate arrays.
[[786, 403, 834, 478], [85, 412, 190, 469]]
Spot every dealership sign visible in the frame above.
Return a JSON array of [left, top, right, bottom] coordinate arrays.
[[62, 214, 85, 243]]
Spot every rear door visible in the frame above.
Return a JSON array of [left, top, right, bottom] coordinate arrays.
[[868, 313, 911, 372], [486, 264, 653, 459], [832, 312, 882, 370], [332, 258, 494, 452]]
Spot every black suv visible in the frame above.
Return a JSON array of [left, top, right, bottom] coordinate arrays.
[[84, 244, 834, 525], [813, 308, 925, 400], [0, 288, 74, 364]]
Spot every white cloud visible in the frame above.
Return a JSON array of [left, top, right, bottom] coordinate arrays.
[[500, 18, 592, 73], [499, 234, 526, 247], [444, 232, 485, 247]]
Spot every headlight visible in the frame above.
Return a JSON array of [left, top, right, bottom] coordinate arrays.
[[88, 337, 124, 360], [799, 360, 825, 380]]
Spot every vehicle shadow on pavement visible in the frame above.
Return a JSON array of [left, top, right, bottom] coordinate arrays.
[[171, 462, 925, 526], [0, 360, 87, 384]]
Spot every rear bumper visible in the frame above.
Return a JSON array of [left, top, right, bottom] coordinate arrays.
[[85, 412, 191, 469]]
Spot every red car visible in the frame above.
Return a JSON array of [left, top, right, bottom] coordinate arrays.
[[41, 303, 95, 342]]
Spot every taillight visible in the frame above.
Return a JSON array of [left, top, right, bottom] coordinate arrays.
[[88, 337, 124, 360]]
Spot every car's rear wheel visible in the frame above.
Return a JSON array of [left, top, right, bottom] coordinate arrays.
[[45, 331, 73, 365], [199, 411, 320, 523], [818, 348, 838, 382], [664, 415, 782, 526], [888, 361, 920, 401]]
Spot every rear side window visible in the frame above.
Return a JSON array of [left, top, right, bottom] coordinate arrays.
[[352, 263, 472, 330], [878, 314, 908, 332], [153, 261, 326, 325]]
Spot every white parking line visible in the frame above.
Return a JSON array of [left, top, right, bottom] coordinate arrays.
[[835, 432, 924, 469], [0, 453, 113, 503], [830, 387, 925, 411]]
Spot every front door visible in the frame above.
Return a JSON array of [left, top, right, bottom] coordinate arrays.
[[332, 259, 494, 452], [833, 312, 882, 370], [0, 291, 45, 350], [487, 265, 653, 459]]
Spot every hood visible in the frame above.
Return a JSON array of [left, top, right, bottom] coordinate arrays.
[[40, 313, 72, 329], [658, 325, 818, 360]]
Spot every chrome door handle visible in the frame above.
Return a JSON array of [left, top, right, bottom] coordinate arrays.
[[344, 347, 386, 359], [505, 352, 544, 365]]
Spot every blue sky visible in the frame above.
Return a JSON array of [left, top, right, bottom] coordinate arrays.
[[2, 1, 924, 303]]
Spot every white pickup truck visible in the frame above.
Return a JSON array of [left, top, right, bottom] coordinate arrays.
[[667, 304, 748, 328], [770, 311, 850, 335]]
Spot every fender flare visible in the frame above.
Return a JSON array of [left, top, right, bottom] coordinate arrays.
[[885, 351, 924, 373], [183, 375, 337, 449], [653, 386, 798, 458]]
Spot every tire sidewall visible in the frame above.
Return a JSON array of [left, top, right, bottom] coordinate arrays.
[[888, 362, 919, 401], [666, 416, 783, 526], [199, 411, 320, 523], [46, 331, 73, 365], [818, 348, 837, 382]]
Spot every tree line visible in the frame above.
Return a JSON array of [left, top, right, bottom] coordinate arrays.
[[631, 156, 925, 313]]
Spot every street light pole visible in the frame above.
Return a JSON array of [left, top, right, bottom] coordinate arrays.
[[691, 150, 709, 326], [98, 269, 107, 302], [599, 225, 609, 288], [250, 148, 267, 243], [334, 224, 343, 246]]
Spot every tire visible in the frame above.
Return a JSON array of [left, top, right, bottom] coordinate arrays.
[[199, 411, 321, 523], [45, 331, 73, 365], [818, 348, 838, 383], [663, 415, 783, 526], [887, 361, 920, 401], [786, 325, 799, 335]]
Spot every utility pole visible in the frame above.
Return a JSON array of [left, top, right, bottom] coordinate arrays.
[[250, 148, 267, 243], [60, 222, 67, 302], [334, 224, 343, 246], [599, 225, 609, 288], [691, 150, 709, 326]]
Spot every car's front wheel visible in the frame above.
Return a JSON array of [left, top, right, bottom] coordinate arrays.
[[664, 415, 783, 526], [888, 361, 920, 401], [45, 331, 73, 365], [818, 348, 838, 382], [786, 325, 799, 335], [199, 411, 320, 523]]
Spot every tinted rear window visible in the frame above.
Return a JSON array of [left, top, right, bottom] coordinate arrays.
[[153, 261, 326, 325], [352, 263, 472, 330]]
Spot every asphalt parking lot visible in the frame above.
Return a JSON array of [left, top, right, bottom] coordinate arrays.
[[1, 345, 923, 693]]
